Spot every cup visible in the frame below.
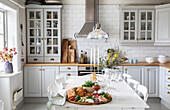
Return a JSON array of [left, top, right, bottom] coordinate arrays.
[[133, 59, 138, 64], [129, 59, 133, 64]]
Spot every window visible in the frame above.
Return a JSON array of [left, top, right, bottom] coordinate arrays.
[[0, 10, 5, 71]]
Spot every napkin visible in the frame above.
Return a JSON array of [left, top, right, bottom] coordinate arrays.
[[47, 90, 66, 110]]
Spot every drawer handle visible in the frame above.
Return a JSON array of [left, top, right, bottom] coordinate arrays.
[[50, 58, 54, 61], [42, 69, 44, 71], [168, 71, 170, 73], [67, 74, 71, 76], [168, 92, 170, 94], [67, 67, 71, 70], [168, 85, 170, 87], [33, 58, 38, 61], [168, 78, 170, 80]]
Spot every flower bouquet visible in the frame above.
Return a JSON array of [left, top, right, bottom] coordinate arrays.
[[100, 47, 127, 69], [0, 47, 17, 73]]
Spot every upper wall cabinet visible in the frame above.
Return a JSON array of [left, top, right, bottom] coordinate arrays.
[[26, 5, 62, 62], [120, 6, 155, 45], [155, 4, 170, 46]]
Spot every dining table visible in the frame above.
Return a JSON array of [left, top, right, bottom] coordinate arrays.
[[51, 75, 149, 110]]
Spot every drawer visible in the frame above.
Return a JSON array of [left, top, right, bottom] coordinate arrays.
[[165, 81, 170, 90], [28, 57, 43, 62], [166, 68, 170, 75], [166, 75, 170, 83], [60, 66, 78, 72], [44, 57, 60, 63], [164, 89, 170, 103], [60, 71, 78, 76]]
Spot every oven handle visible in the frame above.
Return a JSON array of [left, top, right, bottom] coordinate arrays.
[[79, 72, 102, 74]]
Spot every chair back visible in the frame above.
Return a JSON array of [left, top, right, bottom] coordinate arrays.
[[137, 85, 148, 102], [127, 78, 140, 91], [0, 100, 4, 110], [122, 73, 132, 82]]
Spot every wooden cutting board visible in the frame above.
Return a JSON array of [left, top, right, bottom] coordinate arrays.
[[68, 40, 77, 59], [62, 39, 68, 63]]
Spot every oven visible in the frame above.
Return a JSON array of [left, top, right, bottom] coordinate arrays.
[[78, 66, 103, 76]]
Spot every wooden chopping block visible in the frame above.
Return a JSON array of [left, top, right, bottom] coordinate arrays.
[[68, 45, 76, 63], [62, 39, 68, 63], [68, 40, 77, 59]]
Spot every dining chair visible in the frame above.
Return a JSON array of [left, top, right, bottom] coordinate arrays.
[[0, 100, 4, 110], [137, 85, 148, 102], [122, 73, 132, 82], [127, 78, 140, 91], [47, 83, 58, 100]]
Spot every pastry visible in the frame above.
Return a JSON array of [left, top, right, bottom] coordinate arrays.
[[67, 88, 76, 99], [76, 87, 85, 97]]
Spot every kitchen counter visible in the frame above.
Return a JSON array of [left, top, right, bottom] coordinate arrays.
[[24, 63, 100, 67], [24, 62, 170, 69]]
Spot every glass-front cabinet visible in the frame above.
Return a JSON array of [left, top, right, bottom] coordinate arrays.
[[138, 10, 154, 42], [122, 10, 138, 42], [121, 7, 155, 45], [27, 6, 62, 62]]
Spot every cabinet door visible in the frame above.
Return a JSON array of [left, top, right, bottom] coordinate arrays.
[[159, 67, 166, 99], [144, 66, 159, 97], [121, 10, 138, 43], [155, 8, 170, 45], [24, 66, 42, 97], [138, 10, 154, 43], [124, 66, 144, 84], [27, 9, 44, 57], [42, 66, 59, 97], [44, 9, 61, 57]]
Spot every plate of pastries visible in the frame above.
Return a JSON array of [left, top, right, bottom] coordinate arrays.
[[66, 81, 112, 105]]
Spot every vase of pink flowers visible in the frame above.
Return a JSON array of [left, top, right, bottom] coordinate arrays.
[[0, 47, 17, 73]]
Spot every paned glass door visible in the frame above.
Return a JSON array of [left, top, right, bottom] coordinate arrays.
[[139, 10, 154, 42], [27, 9, 43, 56], [122, 10, 137, 42], [44, 9, 59, 56]]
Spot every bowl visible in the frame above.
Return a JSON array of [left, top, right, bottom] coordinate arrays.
[[83, 87, 95, 93], [145, 57, 155, 63], [158, 57, 169, 64]]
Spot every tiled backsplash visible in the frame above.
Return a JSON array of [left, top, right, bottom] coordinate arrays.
[[62, 4, 170, 61]]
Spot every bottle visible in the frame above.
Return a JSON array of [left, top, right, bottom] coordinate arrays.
[[84, 51, 87, 64], [80, 50, 84, 64]]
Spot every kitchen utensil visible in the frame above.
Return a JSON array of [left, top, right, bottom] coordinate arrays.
[[129, 59, 133, 64], [158, 55, 169, 64], [145, 57, 154, 63], [62, 39, 68, 63], [133, 59, 138, 64]]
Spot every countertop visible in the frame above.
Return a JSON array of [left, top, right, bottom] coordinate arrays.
[[24, 62, 170, 69]]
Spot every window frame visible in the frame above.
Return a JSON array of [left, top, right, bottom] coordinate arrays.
[[0, 9, 7, 72], [0, 9, 7, 49]]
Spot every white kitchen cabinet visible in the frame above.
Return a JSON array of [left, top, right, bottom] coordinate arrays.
[[155, 4, 170, 46], [24, 66, 59, 97], [26, 5, 62, 62], [124, 66, 145, 84], [42, 66, 59, 97], [120, 6, 155, 45], [144, 66, 159, 97], [24, 66, 42, 97], [159, 67, 166, 99]]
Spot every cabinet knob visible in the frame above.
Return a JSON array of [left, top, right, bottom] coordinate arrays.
[[168, 70, 170, 73], [39, 69, 42, 71], [168, 85, 170, 87], [41, 38, 44, 40], [138, 38, 141, 40], [146, 69, 149, 71], [168, 91, 170, 94], [168, 78, 170, 80], [67, 67, 71, 70], [50, 58, 54, 61], [33, 58, 38, 61], [136, 38, 138, 40], [67, 74, 71, 76], [42, 69, 44, 71], [44, 38, 47, 40]]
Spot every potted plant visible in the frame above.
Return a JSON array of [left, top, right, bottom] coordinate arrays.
[[100, 47, 127, 73], [0, 47, 17, 73]]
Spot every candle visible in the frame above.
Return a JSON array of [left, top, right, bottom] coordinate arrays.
[[90, 48, 92, 64], [94, 48, 95, 64], [98, 48, 99, 65]]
